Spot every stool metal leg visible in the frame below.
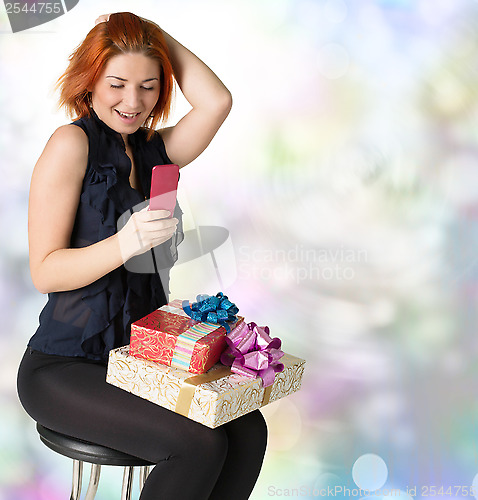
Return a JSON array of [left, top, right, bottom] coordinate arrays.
[[139, 465, 151, 490], [84, 464, 101, 500], [70, 460, 83, 500], [121, 466, 134, 500]]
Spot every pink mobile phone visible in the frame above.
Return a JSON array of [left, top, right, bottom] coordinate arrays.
[[149, 164, 179, 216]]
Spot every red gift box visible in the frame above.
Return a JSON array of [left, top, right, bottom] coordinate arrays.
[[130, 300, 243, 374]]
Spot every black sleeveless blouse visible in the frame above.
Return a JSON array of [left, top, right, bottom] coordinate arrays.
[[28, 110, 183, 361]]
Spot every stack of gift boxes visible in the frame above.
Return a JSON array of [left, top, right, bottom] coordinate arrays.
[[106, 293, 306, 428]]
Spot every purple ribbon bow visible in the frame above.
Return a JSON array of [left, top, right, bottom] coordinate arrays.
[[220, 322, 285, 387]]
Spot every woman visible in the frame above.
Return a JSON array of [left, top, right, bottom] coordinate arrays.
[[17, 12, 267, 500]]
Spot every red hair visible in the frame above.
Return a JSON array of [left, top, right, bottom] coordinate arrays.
[[57, 12, 174, 140]]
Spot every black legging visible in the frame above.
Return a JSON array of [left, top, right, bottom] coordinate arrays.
[[17, 347, 267, 500]]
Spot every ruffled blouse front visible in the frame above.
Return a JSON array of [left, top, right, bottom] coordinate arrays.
[[28, 110, 183, 362]]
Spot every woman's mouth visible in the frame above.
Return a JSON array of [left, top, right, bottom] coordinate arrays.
[[115, 109, 141, 123]]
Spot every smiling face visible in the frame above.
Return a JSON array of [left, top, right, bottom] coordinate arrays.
[[90, 52, 161, 142]]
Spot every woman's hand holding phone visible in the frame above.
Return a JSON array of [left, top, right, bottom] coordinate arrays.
[[149, 164, 179, 215], [117, 206, 179, 262]]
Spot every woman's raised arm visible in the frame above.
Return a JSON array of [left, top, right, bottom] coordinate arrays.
[[28, 126, 178, 294], [159, 30, 233, 168]]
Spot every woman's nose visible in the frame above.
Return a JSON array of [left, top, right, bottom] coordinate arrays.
[[123, 88, 140, 109]]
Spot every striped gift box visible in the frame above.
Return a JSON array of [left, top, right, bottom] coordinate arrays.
[[129, 300, 243, 374]]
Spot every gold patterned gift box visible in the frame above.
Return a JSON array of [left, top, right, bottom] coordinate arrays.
[[106, 345, 306, 428]]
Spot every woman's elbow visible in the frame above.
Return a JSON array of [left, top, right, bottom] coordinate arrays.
[[219, 89, 233, 117], [30, 267, 52, 295], [31, 276, 49, 295], [197, 89, 232, 122], [209, 89, 232, 120]]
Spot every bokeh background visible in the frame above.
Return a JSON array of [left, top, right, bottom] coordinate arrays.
[[2, 0, 478, 498]]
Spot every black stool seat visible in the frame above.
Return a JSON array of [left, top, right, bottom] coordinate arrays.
[[36, 423, 154, 467]]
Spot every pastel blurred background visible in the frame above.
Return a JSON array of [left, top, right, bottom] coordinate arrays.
[[2, 0, 478, 498]]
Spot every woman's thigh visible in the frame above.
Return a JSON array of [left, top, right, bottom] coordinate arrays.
[[17, 348, 228, 464]]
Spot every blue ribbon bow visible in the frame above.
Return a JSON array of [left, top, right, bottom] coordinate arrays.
[[182, 292, 239, 332]]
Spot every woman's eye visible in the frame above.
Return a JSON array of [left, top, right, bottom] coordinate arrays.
[[110, 84, 123, 89], [141, 86, 154, 91]]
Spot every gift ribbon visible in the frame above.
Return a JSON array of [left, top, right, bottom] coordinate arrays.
[[171, 322, 219, 371], [182, 293, 239, 333], [175, 365, 231, 416], [159, 301, 228, 371], [174, 366, 274, 418], [220, 322, 285, 387], [160, 303, 189, 317]]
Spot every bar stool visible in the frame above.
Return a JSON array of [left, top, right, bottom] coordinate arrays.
[[36, 423, 154, 500]]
